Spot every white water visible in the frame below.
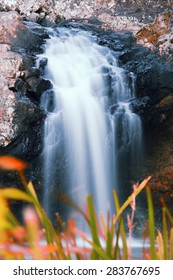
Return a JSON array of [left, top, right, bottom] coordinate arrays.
[[38, 28, 142, 219]]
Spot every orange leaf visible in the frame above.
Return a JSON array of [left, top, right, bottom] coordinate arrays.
[[0, 156, 27, 171]]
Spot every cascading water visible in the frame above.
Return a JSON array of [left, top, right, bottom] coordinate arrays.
[[38, 28, 142, 220]]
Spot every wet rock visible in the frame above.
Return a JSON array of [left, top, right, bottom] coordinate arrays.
[[119, 42, 173, 128], [10, 21, 48, 54], [25, 77, 53, 100], [38, 58, 48, 74], [129, 96, 152, 115]]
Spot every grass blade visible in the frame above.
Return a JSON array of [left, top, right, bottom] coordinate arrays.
[[170, 228, 173, 259], [162, 207, 168, 260], [113, 177, 151, 225], [146, 186, 157, 260], [157, 230, 164, 259], [87, 195, 102, 259], [113, 189, 128, 259]]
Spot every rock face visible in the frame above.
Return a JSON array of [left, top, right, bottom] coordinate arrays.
[[1, 0, 172, 57], [143, 110, 173, 197], [0, 12, 24, 147], [0, 11, 50, 155], [120, 45, 173, 127]]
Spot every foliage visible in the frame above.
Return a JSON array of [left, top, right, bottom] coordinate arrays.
[[0, 156, 173, 259]]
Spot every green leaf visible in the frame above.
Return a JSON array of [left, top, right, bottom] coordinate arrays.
[[162, 207, 168, 260], [87, 195, 102, 259], [86, 239, 111, 260], [146, 186, 157, 260], [113, 189, 128, 259], [170, 228, 173, 259]]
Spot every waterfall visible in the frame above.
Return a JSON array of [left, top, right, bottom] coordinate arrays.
[[38, 28, 142, 219]]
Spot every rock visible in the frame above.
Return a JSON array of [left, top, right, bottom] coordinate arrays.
[[119, 42, 173, 128], [0, 76, 16, 147], [136, 12, 172, 58], [38, 58, 48, 74], [149, 167, 173, 196], [25, 77, 53, 100], [143, 109, 173, 197], [27, 12, 40, 22], [0, 13, 25, 147], [10, 21, 49, 54], [0, 44, 23, 88], [0, 11, 23, 44], [0, 11, 47, 150], [13, 93, 43, 130], [129, 96, 152, 115]]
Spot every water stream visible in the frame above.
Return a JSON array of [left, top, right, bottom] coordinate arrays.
[[38, 28, 142, 221]]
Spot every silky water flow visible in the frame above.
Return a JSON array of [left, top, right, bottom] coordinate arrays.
[[38, 28, 142, 221]]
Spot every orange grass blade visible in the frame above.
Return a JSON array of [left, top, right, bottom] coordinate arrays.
[[0, 156, 27, 171], [113, 177, 151, 225]]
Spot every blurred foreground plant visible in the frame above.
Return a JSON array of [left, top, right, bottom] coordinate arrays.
[[0, 156, 173, 259]]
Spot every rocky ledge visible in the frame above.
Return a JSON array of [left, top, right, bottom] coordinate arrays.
[[1, 0, 173, 58]]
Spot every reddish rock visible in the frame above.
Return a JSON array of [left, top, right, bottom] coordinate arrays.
[[0, 11, 24, 44], [0, 44, 23, 87], [149, 167, 173, 197], [0, 11, 42, 147], [143, 109, 173, 197], [0, 12, 25, 147], [0, 75, 16, 147]]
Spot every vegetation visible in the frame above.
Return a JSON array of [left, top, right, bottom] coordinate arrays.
[[0, 156, 173, 260]]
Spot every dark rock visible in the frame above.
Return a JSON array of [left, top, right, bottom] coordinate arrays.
[[59, 19, 136, 53], [25, 77, 53, 100], [38, 57, 48, 74], [0, 92, 45, 161], [15, 78, 29, 94], [120, 45, 173, 104], [88, 17, 102, 25], [129, 96, 152, 114], [41, 90, 55, 112], [10, 21, 49, 55], [38, 16, 56, 27], [97, 30, 135, 52], [119, 45, 150, 63], [13, 93, 43, 131], [135, 61, 173, 103], [27, 67, 41, 77]]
